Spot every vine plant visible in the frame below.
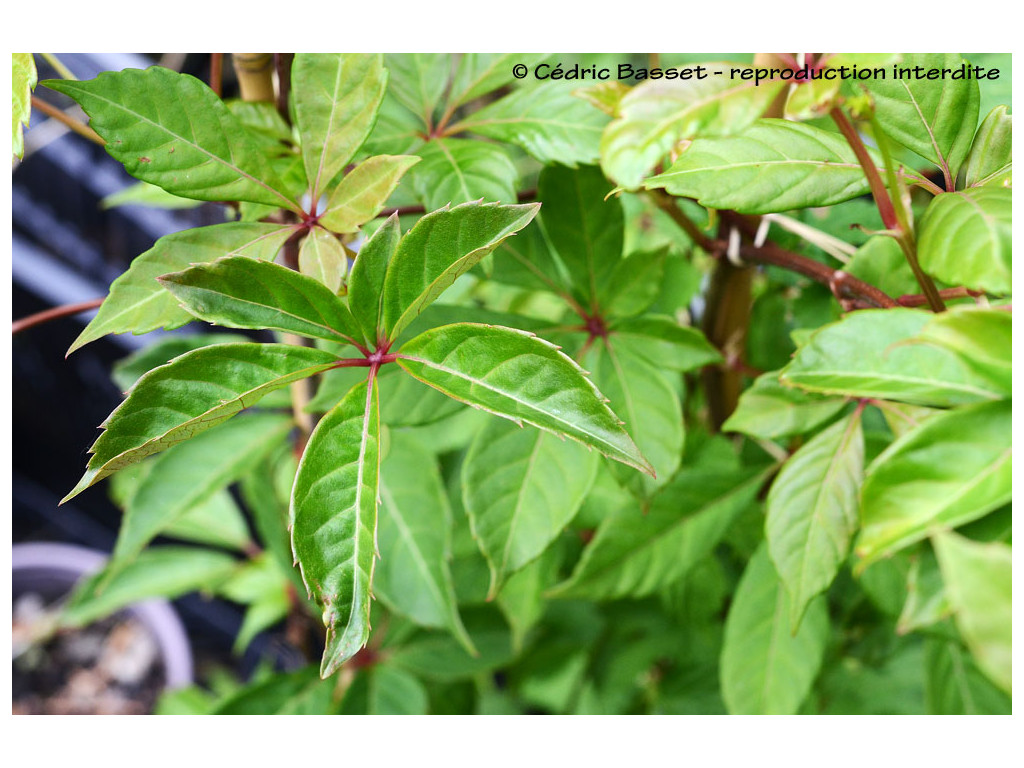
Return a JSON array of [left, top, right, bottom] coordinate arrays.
[[13, 52, 1011, 714]]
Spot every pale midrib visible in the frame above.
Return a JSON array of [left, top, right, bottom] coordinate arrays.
[[308, 64, 349, 202], [658, 159, 862, 180], [398, 353, 629, 461], [85, 87, 298, 211], [498, 431, 545, 579], [794, 417, 862, 601], [784, 370, 998, 400], [379, 481, 448, 619], [100, 362, 334, 473]]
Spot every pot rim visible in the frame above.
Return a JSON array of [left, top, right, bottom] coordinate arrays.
[[12, 541, 193, 689]]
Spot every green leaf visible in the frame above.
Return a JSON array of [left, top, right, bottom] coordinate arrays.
[[608, 316, 722, 372], [462, 418, 598, 597], [375, 434, 473, 653], [779, 308, 1004, 406], [784, 54, 899, 120], [318, 154, 419, 234], [111, 333, 251, 391], [347, 214, 401, 345], [722, 370, 847, 440], [397, 322, 653, 476], [449, 54, 549, 108], [496, 546, 562, 653], [646, 119, 874, 214], [845, 235, 921, 298], [298, 228, 347, 294], [62, 546, 239, 628], [914, 307, 1011, 397], [865, 53, 979, 179], [13, 53, 37, 160], [550, 465, 766, 600], [164, 489, 253, 552], [857, 399, 1011, 565], [108, 413, 291, 575], [219, 554, 291, 654], [380, 201, 540, 341], [932, 532, 1011, 693], [924, 637, 1011, 714], [388, 607, 515, 682], [897, 550, 952, 634], [601, 248, 666, 317], [407, 137, 519, 211], [357, 90, 425, 156], [963, 105, 1012, 188], [585, 341, 683, 493], [291, 378, 379, 677], [574, 81, 630, 117], [43, 67, 298, 210], [537, 164, 623, 304], [65, 343, 337, 500], [159, 255, 363, 345], [292, 53, 387, 200], [454, 80, 609, 166], [101, 181, 205, 210], [917, 187, 1011, 294], [602, 66, 788, 189], [68, 222, 293, 355], [213, 667, 336, 715], [487, 215, 571, 295], [720, 544, 829, 715], [766, 411, 865, 630], [383, 53, 451, 126], [340, 663, 430, 715]]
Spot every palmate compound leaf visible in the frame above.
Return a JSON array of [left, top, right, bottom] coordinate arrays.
[[396, 323, 653, 477], [158, 255, 364, 346], [380, 201, 541, 342], [291, 378, 380, 677], [43, 67, 299, 212], [63, 343, 341, 502], [68, 222, 294, 355]]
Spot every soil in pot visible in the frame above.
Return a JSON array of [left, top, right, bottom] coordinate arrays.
[[13, 591, 167, 715]]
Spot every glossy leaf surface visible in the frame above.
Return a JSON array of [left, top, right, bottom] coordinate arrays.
[[159, 256, 363, 345], [647, 120, 874, 214], [44, 67, 297, 210], [66, 343, 337, 500], [298, 228, 347, 294], [381, 202, 540, 340], [68, 222, 293, 355], [865, 53, 979, 179], [602, 67, 787, 189], [963, 105, 1012, 188], [408, 138, 519, 211], [455, 81, 608, 166], [917, 187, 1011, 294], [857, 399, 1011, 565], [780, 309, 1003, 406], [397, 323, 652, 475], [291, 379, 379, 677]]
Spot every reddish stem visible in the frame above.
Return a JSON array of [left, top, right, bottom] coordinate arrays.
[[12, 298, 105, 335]]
